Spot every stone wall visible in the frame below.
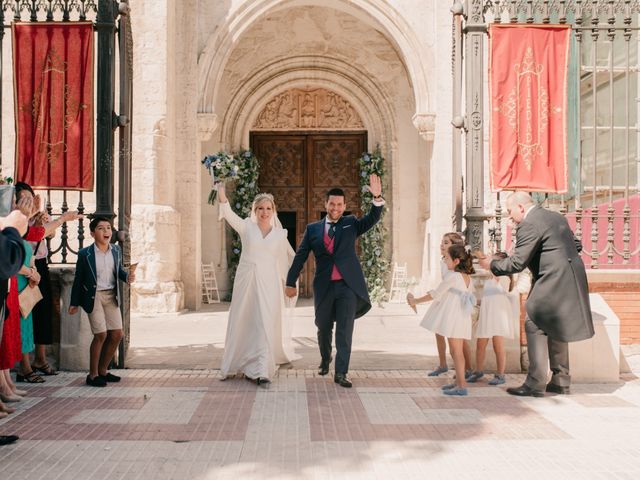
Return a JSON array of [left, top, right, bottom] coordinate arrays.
[[129, 0, 184, 312], [199, 1, 441, 294]]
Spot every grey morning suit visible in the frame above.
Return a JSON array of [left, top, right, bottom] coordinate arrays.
[[491, 206, 594, 390]]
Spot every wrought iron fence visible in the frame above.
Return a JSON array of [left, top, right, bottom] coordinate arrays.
[[457, 0, 640, 268], [0, 0, 120, 265]]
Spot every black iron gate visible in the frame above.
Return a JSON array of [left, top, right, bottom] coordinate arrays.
[[454, 0, 640, 268], [0, 0, 133, 365]]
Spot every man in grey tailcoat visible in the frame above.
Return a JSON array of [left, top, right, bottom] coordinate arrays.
[[478, 191, 594, 397]]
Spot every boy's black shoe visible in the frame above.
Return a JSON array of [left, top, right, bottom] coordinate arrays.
[[99, 372, 121, 383], [86, 374, 107, 387], [0, 435, 19, 446]]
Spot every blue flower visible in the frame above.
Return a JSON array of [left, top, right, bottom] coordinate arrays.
[[363, 154, 370, 162], [235, 203, 241, 209], [243, 151, 252, 158], [233, 248, 240, 254], [361, 171, 367, 177]]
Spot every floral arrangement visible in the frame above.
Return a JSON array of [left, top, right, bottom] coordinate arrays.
[[359, 146, 389, 305], [202, 152, 241, 204], [203, 149, 260, 297]]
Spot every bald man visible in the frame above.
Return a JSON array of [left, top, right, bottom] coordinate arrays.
[[478, 192, 594, 397]]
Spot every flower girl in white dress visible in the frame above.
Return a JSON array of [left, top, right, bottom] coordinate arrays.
[[467, 252, 519, 386], [407, 245, 476, 396]]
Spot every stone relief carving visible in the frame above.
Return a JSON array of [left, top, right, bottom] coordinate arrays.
[[253, 88, 364, 130]]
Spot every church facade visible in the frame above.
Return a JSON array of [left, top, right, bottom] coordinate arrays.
[[128, 0, 455, 312]]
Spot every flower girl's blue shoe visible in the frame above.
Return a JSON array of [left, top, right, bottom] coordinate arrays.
[[428, 366, 448, 377]]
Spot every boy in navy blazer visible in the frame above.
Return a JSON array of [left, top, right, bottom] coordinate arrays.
[[69, 216, 135, 387]]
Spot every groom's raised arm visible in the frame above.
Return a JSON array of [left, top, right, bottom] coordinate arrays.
[[355, 203, 383, 236], [355, 173, 384, 235], [286, 225, 312, 288]]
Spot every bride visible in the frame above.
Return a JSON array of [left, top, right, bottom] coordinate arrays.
[[217, 184, 300, 384]]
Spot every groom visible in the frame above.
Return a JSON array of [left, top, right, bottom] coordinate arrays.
[[285, 175, 384, 387]]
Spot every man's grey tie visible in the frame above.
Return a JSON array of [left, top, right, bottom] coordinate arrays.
[[328, 222, 336, 239]]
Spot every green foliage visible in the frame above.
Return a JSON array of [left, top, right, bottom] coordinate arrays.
[[358, 146, 389, 305], [203, 149, 259, 299]]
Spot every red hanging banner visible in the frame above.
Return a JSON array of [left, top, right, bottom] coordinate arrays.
[[13, 22, 94, 191], [489, 25, 570, 193]]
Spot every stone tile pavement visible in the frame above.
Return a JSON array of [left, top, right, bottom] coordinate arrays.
[[1, 302, 640, 479]]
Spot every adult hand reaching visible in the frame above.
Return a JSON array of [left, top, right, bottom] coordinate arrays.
[[366, 174, 382, 198], [16, 195, 34, 217], [285, 286, 297, 298], [1, 210, 29, 235], [473, 251, 491, 271], [60, 210, 83, 223]]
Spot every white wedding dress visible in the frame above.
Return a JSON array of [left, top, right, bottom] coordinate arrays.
[[218, 201, 300, 380]]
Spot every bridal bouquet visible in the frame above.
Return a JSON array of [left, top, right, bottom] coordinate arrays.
[[202, 152, 240, 204]]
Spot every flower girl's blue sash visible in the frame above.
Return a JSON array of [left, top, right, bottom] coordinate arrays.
[[450, 288, 476, 316]]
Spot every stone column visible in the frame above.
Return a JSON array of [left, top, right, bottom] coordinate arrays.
[[129, 0, 183, 312], [56, 268, 91, 370], [413, 112, 445, 289], [173, 0, 201, 310]]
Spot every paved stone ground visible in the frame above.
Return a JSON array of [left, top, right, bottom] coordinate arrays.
[[1, 302, 640, 479]]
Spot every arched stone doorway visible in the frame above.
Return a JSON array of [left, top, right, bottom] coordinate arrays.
[[198, 2, 436, 301]]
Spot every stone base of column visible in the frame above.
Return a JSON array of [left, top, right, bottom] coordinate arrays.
[[132, 281, 185, 312], [54, 267, 92, 371], [130, 205, 184, 313]]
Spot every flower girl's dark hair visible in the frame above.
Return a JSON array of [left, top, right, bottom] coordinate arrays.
[[448, 244, 475, 274]]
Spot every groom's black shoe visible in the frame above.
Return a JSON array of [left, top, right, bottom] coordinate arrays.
[[506, 384, 544, 398], [546, 383, 570, 395], [318, 357, 332, 376], [334, 373, 352, 388]]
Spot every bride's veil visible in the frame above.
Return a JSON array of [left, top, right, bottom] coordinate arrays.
[[249, 193, 301, 362]]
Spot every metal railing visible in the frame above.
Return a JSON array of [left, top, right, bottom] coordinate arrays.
[[457, 0, 640, 268]]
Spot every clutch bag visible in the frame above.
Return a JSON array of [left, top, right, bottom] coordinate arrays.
[[18, 284, 43, 318]]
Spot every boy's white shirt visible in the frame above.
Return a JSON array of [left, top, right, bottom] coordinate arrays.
[[94, 243, 116, 290]]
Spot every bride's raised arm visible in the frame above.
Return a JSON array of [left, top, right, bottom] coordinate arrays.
[[217, 183, 246, 234]]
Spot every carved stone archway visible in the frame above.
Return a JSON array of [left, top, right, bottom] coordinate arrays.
[[198, 0, 434, 129], [219, 56, 395, 150], [252, 88, 364, 131]]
